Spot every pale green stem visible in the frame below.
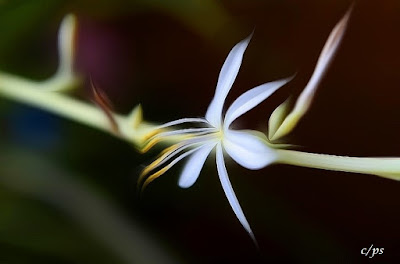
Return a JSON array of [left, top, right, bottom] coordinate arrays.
[[276, 149, 400, 181], [0, 71, 115, 133], [0, 71, 181, 148], [0, 13, 181, 150]]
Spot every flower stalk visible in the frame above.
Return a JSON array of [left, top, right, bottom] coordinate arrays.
[[276, 150, 400, 181], [0, 71, 108, 131], [0, 13, 122, 138], [0, 70, 161, 146]]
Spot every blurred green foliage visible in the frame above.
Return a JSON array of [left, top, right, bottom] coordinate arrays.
[[0, 0, 63, 63]]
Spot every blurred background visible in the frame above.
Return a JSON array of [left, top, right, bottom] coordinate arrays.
[[0, 0, 400, 263]]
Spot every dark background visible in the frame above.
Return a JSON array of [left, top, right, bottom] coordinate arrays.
[[0, 0, 399, 263]]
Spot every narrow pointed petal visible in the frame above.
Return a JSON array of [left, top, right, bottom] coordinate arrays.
[[224, 77, 293, 128], [276, 149, 400, 181], [216, 144, 256, 242], [178, 142, 216, 188], [223, 130, 277, 169], [205, 34, 252, 127], [270, 8, 351, 141]]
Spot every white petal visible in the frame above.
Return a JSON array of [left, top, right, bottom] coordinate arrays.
[[224, 77, 293, 128], [223, 130, 277, 169], [205, 34, 252, 127], [215, 144, 256, 242], [178, 143, 215, 188]]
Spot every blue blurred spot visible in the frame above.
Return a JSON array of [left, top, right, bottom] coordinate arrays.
[[7, 106, 62, 150]]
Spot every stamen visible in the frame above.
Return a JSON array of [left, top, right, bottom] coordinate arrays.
[[141, 118, 210, 142], [142, 129, 161, 141], [141, 146, 202, 191], [139, 144, 186, 185], [155, 118, 209, 129], [141, 135, 190, 153], [140, 128, 217, 153], [140, 142, 197, 180], [148, 127, 217, 141], [140, 137, 170, 153], [139, 135, 217, 185]]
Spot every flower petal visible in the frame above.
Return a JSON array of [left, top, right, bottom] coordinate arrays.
[[270, 8, 351, 141], [178, 142, 216, 188], [224, 77, 293, 128], [223, 130, 277, 169], [215, 144, 256, 243], [205, 34, 252, 127]]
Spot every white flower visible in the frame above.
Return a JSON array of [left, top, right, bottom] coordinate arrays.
[[140, 7, 400, 243], [139, 34, 291, 242]]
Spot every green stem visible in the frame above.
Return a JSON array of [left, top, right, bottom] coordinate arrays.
[[276, 149, 400, 181], [0, 71, 181, 148], [0, 71, 118, 133]]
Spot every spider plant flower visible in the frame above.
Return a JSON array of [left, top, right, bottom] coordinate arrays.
[[140, 8, 400, 242], [139, 34, 292, 242]]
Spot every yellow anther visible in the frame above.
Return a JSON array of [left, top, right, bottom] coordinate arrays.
[[138, 144, 182, 185], [160, 144, 180, 155], [141, 166, 171, 192], [140, 137, 163, 153], [142, 129, 162, 141]]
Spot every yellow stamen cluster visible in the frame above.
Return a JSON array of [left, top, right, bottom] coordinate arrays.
[[138, 127, 219, 192]]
